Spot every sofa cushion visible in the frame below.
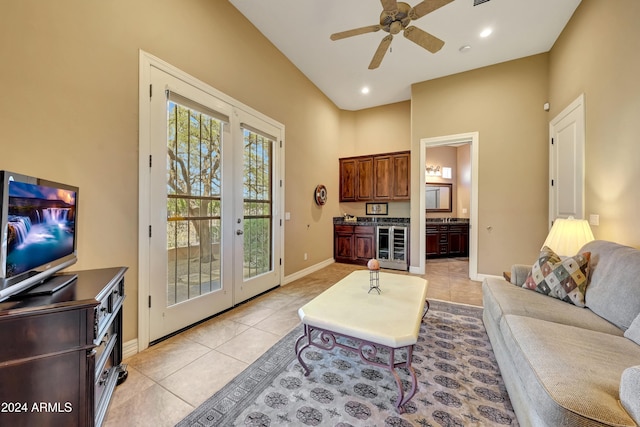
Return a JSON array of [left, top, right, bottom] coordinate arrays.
[[583, 240, 640, 330], [499, 314, 640, 426], [621, 366, 640, 425], [483, 278, 623, 336], [522, 246, 591, 307], [624, 313, 640, 345]]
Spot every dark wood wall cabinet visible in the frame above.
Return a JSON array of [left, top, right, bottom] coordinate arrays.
[[426, 223, 469, 258], [334, 225, 375, 265], [0, 267, 128, 427], [339, 151, 410, 202]]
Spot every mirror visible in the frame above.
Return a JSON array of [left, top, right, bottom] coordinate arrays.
[[425, 183, 452, 212]]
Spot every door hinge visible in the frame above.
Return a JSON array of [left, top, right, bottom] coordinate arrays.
[[551, 137, 554, 145], [149, 154, 152, 168], [149, 84, 153, 99], [551, 179, 555, 187], [148, 295, 151, 308], [279, 258, 282, 266], [280, 179, 283, 188], [149, 225, 152, 237], [280, 140, 283, 148]]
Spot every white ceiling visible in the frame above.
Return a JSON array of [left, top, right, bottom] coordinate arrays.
[[229, 0, 582, 111]]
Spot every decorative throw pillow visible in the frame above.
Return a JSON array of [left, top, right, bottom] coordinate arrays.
[[624, 313, 640, 345], [522, 246, 591, 307]]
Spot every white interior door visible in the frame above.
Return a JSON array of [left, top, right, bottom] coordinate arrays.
[[549, 94, 585, 225]]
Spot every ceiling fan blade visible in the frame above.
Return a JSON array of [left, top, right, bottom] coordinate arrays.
[[369, 34, 393, 70], [330, 25, 381, 41], [403, 26, 444, 53], [409, 0, 454, 20], [381, 0, 399, 14]]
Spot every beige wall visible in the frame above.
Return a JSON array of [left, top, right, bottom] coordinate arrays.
[[2, 0, 637, 344], [457, 144, 471, 218], [0, 0, 345, 342], [338, 101, 412, 219], [410, 0, 640, 274], [423, 144, 471, 220], [425, 146, 459, 218], [549, 0, 640, 247], [411, 54, 551, 275]]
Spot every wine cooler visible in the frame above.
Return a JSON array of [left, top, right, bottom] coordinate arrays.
[[376, 225, 409, 270]]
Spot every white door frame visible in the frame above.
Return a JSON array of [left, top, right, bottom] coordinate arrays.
[[137, 50, 285, 351], [413, 132, 479, 280]]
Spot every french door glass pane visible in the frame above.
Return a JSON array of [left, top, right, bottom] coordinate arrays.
[[243, 129, 273, 279], [166, 101, 223, 306]]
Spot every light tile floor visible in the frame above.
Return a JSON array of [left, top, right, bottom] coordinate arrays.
[[104, 258, 482, 426]]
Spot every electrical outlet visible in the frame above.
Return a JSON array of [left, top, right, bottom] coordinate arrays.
[[304, 253, 308, 261], [589, 214, 599, 226]]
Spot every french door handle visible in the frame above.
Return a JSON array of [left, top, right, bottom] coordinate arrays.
[[236, 230, 244, 235]]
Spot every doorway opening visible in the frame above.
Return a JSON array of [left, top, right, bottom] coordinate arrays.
[[417, 132, 478, 280]]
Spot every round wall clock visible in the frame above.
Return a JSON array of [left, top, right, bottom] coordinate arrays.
[[314, 184, 327, 206]]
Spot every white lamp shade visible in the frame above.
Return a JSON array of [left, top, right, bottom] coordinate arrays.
[[542, 217, 595, 256]]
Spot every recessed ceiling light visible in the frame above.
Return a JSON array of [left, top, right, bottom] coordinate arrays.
[[480, 28, 493, 38], [459, 45, 471, 53], [361, 87, 370, 95]]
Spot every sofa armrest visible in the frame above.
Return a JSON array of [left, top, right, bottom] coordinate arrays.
[[621, 365, 640, 424], [510, 264, 531, 286]]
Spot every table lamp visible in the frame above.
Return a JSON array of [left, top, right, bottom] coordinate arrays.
[[542, 216, 595, 256]]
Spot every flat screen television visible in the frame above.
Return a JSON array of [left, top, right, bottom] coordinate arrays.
[[0, 171, 78, 302]]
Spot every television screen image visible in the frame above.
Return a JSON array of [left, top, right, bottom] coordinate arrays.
[[6, 181, 76, 278], [0, 171, 78, 301]]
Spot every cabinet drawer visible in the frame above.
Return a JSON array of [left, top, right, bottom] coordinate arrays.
[[0, 309, 92, 362], [354, 225, 374, 234], [426, 225, 439, 234], [94, 279, 125, 345], [449, 225, 468, 233], [439, 233, 449, 243], [94, 364, 119, 424], [438, 225, 449, 232], [334, 225, 355, 234], [95, 323, 118, 382]]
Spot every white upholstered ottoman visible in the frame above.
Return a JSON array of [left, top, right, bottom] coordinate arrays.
[[296, 270, 428, 412]]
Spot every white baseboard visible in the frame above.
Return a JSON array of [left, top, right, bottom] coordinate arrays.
[[409, 266, 424, 275], [283, 258, 335, 285], [477, 273, 502, 282], [123, 338, 139, 359]]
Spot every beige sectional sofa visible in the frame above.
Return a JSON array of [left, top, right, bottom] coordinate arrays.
[[482, 240, 640, 426]]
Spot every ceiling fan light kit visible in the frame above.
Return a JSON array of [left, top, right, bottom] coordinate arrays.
[[330, 0, 454, 70]]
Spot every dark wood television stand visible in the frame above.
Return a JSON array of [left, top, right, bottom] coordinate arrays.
[[0, 267, 128, 427]]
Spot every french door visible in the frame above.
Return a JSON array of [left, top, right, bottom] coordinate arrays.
[[146, 63, 282, 342]]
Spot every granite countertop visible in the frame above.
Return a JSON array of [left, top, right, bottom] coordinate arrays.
[[426, 218, 470, 223], [333, 216, 410, 226], [333, 217, 469, 225]]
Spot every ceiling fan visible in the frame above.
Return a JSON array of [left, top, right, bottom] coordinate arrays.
[[330, 0, 455, 70]]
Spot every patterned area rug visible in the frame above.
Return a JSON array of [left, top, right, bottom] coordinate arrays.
[[176, 300, 518, 426]]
